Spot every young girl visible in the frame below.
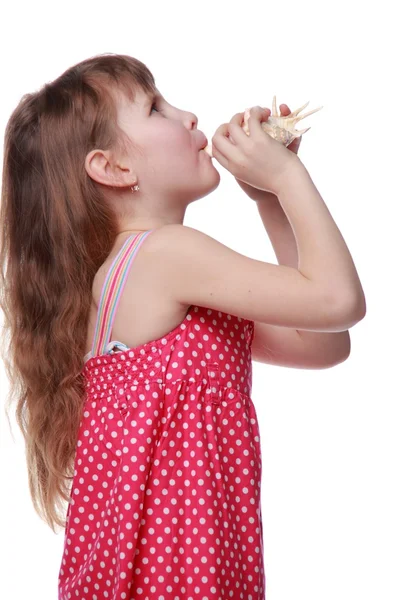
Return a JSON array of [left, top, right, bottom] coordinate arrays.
[[0, 53, 365, 599]]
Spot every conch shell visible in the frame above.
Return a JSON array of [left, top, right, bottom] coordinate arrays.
[[203, 96, 323, 157]]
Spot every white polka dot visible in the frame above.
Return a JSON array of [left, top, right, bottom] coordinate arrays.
[[59, 306, 263, 598]]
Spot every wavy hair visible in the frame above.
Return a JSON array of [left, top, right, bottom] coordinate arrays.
[[0, 53, 157, 532]]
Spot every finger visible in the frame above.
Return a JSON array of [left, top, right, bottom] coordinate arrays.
[[227, 121, 251, 146], [288, 135, 302, 151], [212, 129, 243, 163], [227, 112, 246, 144], [274, 104, 302, 152], [209, 142, 229, 170], [212, 121, 232, 146], [211, 125, 244, 167], [211, 137, 245, 178], [279, 104, 291, 116], [229, 111, 246, 126], [228, 109, 269, 144], [263, 104, 291, 116], [213, 114, 248, 148], [247, 106, 269, 138], [229, 108, 271, 124]]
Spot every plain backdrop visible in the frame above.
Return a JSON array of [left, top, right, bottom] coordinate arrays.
[[0, 0, 398, 598]]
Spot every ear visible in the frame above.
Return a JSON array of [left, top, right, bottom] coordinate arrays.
[[84, 149, 137, 189]]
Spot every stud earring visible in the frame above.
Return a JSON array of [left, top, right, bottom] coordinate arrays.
[[130, 184, 140, 193]]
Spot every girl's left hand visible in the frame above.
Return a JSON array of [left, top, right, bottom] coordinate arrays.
[[231, 103, 302, 201]]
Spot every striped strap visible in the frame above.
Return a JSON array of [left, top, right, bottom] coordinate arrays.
[[90, 230, 154, 357]]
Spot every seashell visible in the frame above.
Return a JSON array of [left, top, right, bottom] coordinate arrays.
[[203, 96, 323, 157]]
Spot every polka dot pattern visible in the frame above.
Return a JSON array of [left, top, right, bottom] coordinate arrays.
[[58, 305, 265, 599]]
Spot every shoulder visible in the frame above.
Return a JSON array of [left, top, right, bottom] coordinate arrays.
[[144, 224, 194, 254]]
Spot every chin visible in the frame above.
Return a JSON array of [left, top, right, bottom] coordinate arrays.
[[202, 168, 221, 195], [180, 167, 221, 204], [194, 176, 221, 203], [207, 163, 221, 187]]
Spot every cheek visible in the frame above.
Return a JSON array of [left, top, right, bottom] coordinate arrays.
[[171, 137, 192, 157], [155, 125, 192, 154], [146, 126, 196, 169]]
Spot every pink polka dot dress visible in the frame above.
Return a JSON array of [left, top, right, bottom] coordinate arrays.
[[58, 230, 265, 599]]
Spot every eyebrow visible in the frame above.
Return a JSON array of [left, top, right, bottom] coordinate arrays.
[[145, 92, 161, 106]]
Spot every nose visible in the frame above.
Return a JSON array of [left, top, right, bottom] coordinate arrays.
[[186, 111, 198, 130]]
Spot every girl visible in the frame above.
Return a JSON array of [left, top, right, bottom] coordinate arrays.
[[0, 53, 365, 599]]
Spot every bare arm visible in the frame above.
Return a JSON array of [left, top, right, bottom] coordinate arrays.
[[254, 193, 354, 362], [275, 160, 366, 314]]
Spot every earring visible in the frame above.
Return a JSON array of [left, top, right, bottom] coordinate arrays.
[[130, 184, 140, 193]]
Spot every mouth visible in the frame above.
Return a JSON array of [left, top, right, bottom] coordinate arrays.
[[198, 133, 208, 150]]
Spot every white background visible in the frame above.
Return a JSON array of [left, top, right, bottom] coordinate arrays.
[[0, 0, 398, 598]]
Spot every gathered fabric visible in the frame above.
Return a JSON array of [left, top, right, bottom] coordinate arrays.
[[58, 231, 265, 600]]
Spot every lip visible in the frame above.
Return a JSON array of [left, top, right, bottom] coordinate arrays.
[[197, 132, 208, 150]]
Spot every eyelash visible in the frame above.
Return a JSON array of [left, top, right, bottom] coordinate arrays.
[[150, 102, 159, 114]]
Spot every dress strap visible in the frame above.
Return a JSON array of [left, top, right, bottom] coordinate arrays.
[[90, 230, 154, 358]]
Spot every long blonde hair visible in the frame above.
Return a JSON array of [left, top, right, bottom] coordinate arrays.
[[0, 53, 157, 532]]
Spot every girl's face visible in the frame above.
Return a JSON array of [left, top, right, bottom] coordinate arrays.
[[115, 87, 220, 205]]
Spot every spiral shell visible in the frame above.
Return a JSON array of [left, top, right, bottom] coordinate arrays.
[[204, 96, 323, 157]]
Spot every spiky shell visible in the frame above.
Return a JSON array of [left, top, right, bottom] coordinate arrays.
[[204, 96, 323, 157]]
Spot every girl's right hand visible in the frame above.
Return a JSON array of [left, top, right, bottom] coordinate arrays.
[[211, 106, 300, 195]]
